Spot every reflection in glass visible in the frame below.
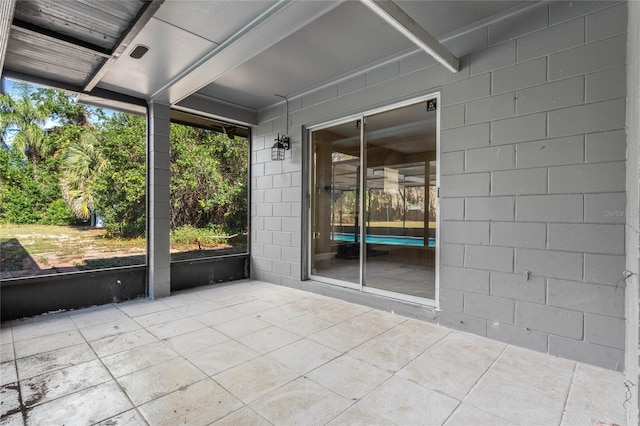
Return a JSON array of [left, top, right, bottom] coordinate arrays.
[[310, 100, 438, 300], [310, 120, 361, 285], [364, 102, 437, 299]]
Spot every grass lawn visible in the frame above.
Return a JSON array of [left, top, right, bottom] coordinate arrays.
[[0, 224, 244, 278]]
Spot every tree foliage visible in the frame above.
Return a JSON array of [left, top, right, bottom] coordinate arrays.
[[1, 82, 249, 239]]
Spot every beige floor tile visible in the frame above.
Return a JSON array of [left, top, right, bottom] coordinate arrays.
[[286, 296, 335, 313], [138, 378, 242, 425], [267, 339, 340, 374], [13, 329, 85, 359], [503, 344, 576, 371], [307, 322, 376, 353], [347, 321, 446, 373], [0, 412, 23, 426], [192, 307, 243, 327], [306, 355, 392, 401], [230, 299, 277, 315], [1, 362, 17, 386], [26, 381, 133, 425], [0, 325, 13, 345], [16, 343, 96, 380], [253, 288, 306, 305], [561, 363, 626, 426], [358, 375, 459, 425], [174, 300, 223, 317], [95, 409, 148, 425], [326, 404, 394, 426], [214, 356, 298, 404], [20, 359, 111, 408], [237, 326, 301, 354], [11, 314, 76, 342], [89, 328, 158, 358], [487, 349, 573, 400], [277, 313, 334, 336], [191, 287, 235, 303], [184, 340, 259, 376], [251, 377, 351, 425], [212, 406, 271, 426], [401, 317, 452, 338], [132, 309, 184, 328], [0, 383, 20, 418], [117, 357, 206, 406], [444, 403, 514, 425], [253, 304, 307, 324], [79, 316, 141, 341], [465, 374, 566, 425], [147, 317, 206, 340], [164, 327, 229, 355], [397, 331, 504, 399], [311, 302, 371, 324], [213, 293, 257, 308], [214, 316, 270, 339], [68, 304, 128, 328], [102, 341, 179, 377], [344, 309, 406, 335], [160, 293, 204, 309], [117, 298, 172, 318], [0, 343, 14, 363]]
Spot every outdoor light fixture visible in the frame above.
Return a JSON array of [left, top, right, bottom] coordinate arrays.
[[271, 133, 290, 161], [359, 0, 459, 73], [271, 94, 290, 161]]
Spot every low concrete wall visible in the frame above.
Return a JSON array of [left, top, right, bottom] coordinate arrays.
[[1, 266, 146, 321], [170, 254, 249, 292], [1, 254, 250, 321]]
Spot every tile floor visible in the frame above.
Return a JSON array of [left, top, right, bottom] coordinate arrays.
[[0, 280, 627, 426], [313, 258, 436, 299]]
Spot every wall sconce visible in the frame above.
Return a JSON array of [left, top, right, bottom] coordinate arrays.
[[272, 93, 291, 161], [271, 133, 290, 161]]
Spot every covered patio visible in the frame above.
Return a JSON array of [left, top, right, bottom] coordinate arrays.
[[0, 280, 625, 425], [1, 0, 640, 424]]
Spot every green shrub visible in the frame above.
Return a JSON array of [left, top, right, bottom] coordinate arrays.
[[41, 199, 76, 225]]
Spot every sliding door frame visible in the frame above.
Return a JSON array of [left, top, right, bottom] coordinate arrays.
[[305, 93, 441, 308]]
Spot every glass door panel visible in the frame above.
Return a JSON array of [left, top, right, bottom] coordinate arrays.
[[363, 101, 437, 299], [310, 119, 362, 285]]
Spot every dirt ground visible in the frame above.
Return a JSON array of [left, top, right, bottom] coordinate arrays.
[[0, 224, 243, 279]]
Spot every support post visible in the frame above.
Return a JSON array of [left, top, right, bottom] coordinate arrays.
[[148, 102, 171, 298]]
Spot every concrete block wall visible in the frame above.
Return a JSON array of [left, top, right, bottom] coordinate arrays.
[[625, 0, 640, 422], [250, 1, 628, 370]]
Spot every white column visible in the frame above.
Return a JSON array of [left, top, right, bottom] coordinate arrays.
[[148, 102, 171, 298]]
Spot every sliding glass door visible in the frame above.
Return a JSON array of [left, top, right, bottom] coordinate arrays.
[[310, 118, 361, 286], [309, 97, 439, 303]]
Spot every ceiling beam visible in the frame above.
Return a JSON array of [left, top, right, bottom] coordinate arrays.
[[84, 0, 164, 92], [151, 0, 344, 105], [0, 0, 16, 78], [359, 0, 459, 73]]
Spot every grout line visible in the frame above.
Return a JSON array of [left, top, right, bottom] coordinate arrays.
[[559, 362, 578, 424]]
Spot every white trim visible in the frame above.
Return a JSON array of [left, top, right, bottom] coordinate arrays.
[[359, 0, 459, 73]]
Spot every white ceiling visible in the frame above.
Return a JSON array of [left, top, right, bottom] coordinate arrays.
[[3, 0, 535, 122]]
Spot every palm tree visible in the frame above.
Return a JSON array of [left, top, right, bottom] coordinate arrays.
[[60, 130, 105, 220], [0, 82, 50, 164]]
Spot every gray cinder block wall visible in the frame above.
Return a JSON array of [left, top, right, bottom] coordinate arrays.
[[625, 0, 640, 423], [250, 1, 629, 371]]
